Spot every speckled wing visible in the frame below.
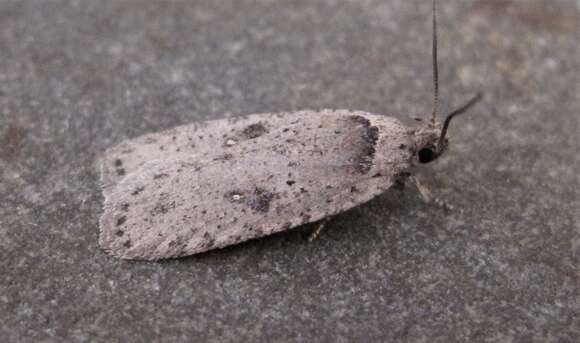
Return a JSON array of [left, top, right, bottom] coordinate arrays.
[[99, 110, 414, 260]]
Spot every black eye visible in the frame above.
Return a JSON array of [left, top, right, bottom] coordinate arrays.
[[418, 148, 436, 163]]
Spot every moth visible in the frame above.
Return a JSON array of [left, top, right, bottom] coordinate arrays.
[[99, 0, 481, 260]]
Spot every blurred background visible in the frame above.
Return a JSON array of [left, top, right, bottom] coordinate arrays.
[[1, 0, 578, 342]]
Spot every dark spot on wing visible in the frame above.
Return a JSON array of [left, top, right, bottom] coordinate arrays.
[[213, 153, 233, 161], [345, 115, 379, 174], [153, 173, 169, 179], [123, 240, 132, 248], [114, 159, 123, 167], [116, 216, 127, 226], [286, 180, 296, 186], [152, 201, 176, 215], [121, 203, 130, 211], [115, 230, 124, 236], [248, 187, 275, 213], [116, 168, 126, 176], [348, 115, 369, 126], [272, 144, 288, 155], [202, 232, 215, 248], [242, 122, 268, 139], [132, 186, 145, 195]]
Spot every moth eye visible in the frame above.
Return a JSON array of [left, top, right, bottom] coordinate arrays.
[[418, 147, 436, 164]]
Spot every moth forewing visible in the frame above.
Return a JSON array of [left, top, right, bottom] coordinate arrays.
[[99, 110, 416, 260]]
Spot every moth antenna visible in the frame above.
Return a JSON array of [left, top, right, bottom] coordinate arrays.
[[437, 92, 483, 152], [430, 0, 439, 124]]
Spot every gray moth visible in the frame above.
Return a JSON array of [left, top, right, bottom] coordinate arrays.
[[98, 0, 481, 260]]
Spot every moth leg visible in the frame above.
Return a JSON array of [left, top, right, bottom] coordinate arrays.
[[412, 176, 433, 203], [307, 218, 332, 242], [412, 176, 454, 210]]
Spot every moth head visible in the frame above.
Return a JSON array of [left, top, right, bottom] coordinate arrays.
[[413, 92, 482, 165], [412, 123, 442, 164]]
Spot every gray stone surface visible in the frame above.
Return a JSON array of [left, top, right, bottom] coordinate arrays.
[[1, 0, 578, 341]]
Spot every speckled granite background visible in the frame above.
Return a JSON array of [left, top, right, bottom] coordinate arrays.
[[1, 0, 578, 342]]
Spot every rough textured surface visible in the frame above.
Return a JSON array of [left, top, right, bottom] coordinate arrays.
[[0, 0, 578, 341]]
